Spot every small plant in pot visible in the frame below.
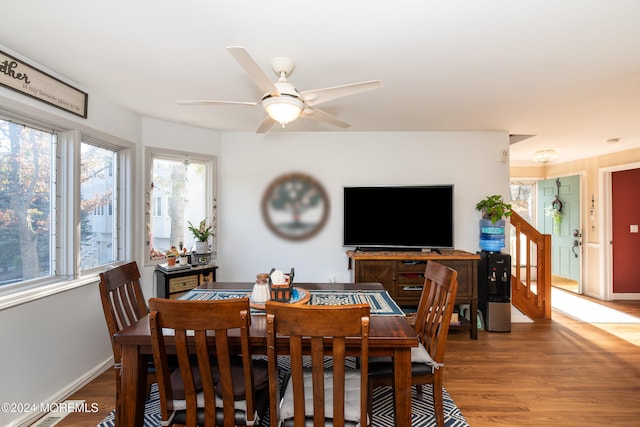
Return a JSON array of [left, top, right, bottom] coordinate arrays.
[[475, 195, 513, 224], [188, 218, 214, 253]]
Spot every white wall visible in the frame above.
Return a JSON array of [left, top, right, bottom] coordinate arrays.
[[0, 279, 112, 426], [217, 131, 510, 283]]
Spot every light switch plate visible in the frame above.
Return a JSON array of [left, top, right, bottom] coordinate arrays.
[[630, 224, 638, 233], [499, 149, 509, 162]]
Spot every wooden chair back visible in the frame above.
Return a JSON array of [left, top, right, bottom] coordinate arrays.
[[99, 261, 148, 369], [414, 261, 459, 364], [149, 297, 260, 427], [265, 301, 370, 427]]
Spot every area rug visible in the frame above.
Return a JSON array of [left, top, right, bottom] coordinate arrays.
[[97, 384, 468, 427], [97, 357, 469, 427]]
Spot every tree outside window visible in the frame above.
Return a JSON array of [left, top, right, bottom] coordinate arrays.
[[0, 116, 130, 290], [0, 119, 53, 285], [80, 143, 117, 269]]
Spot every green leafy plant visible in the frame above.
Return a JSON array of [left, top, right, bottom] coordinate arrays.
[[187, 219, 214, 242], [475, 195, 513, 224]]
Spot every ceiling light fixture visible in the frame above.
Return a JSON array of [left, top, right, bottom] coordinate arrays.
[[533, 149, 558, 164], [262, 95, 304, 127]]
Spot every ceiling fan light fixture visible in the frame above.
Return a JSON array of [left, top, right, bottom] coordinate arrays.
[[533, 149, 558, 163], [262, 95, 303, 127]]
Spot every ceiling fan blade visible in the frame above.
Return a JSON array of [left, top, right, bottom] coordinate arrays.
[[301, 80, 382, 107], [175, 99, 258, 106], [256, 115, 276, 133], [302, 107, 351, 129], [227, 46, 279, 96]]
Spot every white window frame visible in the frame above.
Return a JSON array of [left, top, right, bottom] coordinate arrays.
[[0, 108, 135, 309], [144, 146, 217, 266]]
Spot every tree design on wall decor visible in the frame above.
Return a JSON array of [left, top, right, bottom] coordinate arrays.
[[261, 172, 330, 241]]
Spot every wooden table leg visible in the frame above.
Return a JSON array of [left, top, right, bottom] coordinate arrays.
[[393, 347, 412, 427], [118, 344, 146, 427]]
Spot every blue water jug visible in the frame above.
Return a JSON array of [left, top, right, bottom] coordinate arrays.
[[479, 218, 505, 252]]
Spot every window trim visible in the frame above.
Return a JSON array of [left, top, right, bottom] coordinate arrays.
[[0, 105, 136, 308], [144, 146, 217, 267]]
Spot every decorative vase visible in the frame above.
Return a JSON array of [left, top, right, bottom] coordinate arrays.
[[479, 218, 505, 252], [195, 241, 209, 254], [252, 273, 271, 304]]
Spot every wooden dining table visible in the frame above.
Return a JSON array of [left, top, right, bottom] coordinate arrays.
[[113, 282, 418, 427]]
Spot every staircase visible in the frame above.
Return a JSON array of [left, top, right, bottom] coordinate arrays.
[[510, 211, 552, 320]]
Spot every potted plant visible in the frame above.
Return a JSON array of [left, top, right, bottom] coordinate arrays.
[[166, 252, 176, 266], [475, 195, 512, 252], [188, 218, 214, 253], [475, 195, 512, 224]]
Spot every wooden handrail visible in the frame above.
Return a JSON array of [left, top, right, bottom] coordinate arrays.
[[509, 211, 552, 320]]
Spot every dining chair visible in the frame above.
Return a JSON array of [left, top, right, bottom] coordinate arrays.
[[98, 261, 155, 424], [265, 301, 370, 427], [149, 297, 269, 427], [368, 261, 458, 427]]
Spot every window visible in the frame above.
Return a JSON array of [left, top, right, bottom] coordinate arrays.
[[80, 143, 117, 270], [510, 180, 537, 267], [0, 120, 54, 285], [0, 115, 133, 296], [146, 149, 216, 262], [510, 181, 536, 222], [153, 196, 163, 217]]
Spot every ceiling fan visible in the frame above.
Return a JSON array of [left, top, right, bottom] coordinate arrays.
[[175, 46, 383, 133]]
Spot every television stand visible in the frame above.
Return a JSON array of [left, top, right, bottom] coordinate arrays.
[[346, 249, 480, 340]]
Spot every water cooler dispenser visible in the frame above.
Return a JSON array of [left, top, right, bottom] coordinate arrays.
[[478, 251, 511, 332]]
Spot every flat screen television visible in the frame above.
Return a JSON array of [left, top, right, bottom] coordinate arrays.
[[343, 185, 454, 251]]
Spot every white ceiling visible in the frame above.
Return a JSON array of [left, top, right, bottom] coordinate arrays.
[[2, 0, 640, 166]]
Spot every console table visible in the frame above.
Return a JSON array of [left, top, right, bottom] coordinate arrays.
[[346, 249, 479, 339], [154, 264, 218, 298]]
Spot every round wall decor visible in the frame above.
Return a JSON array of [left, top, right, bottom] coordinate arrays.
[[261, 172, 330, 241]]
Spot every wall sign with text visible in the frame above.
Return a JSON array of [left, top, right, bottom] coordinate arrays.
[[0, 49, 88, 118]]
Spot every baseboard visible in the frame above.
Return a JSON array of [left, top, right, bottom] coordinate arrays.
[[13, 357, 113, 427]]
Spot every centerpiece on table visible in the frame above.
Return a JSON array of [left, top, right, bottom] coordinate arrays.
[[188, 218, 213, 254]]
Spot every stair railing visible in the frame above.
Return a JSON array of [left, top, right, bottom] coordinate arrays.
[[509, 211, 552, 320]]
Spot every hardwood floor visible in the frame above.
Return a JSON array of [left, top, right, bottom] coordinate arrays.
[[44, 368, 116, 427], [446, 295, 640, 426], [552, 274, 579, 293], [48, 295, 640, 427]]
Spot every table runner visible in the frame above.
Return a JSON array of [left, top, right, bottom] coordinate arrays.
[[180, 288, 405, 316]]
